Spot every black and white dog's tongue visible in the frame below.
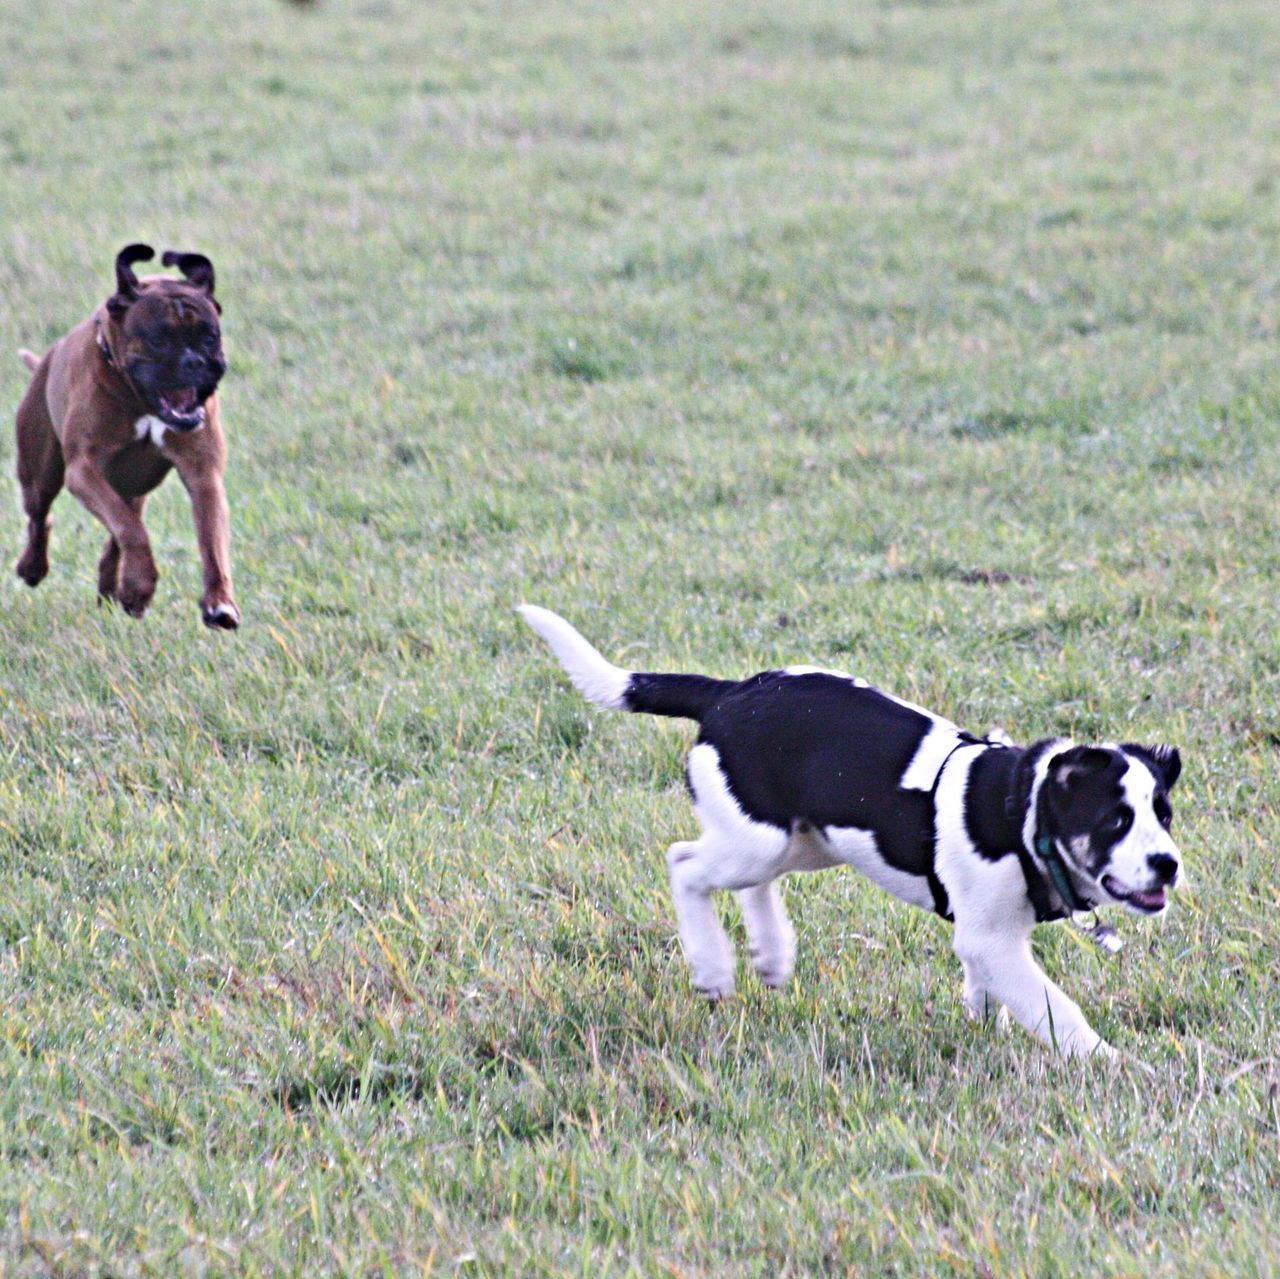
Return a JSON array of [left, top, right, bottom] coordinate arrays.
[[1102, 874, 1167, 913]]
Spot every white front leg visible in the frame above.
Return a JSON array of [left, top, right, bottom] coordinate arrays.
[[953, 926, 1112, 1058], [932, 751, 1113, 1059], [961, 967, 1010, 1032]]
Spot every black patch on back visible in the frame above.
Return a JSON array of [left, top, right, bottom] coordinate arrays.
[[694, 671, 944, 877]]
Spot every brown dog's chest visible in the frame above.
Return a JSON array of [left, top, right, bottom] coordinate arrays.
[[104, 437, 174, 498]]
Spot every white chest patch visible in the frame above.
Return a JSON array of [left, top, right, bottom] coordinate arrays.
[[135, 415, 169, 447]]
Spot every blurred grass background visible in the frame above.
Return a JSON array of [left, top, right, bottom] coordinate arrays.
[[0, 1, 1278, 1274]]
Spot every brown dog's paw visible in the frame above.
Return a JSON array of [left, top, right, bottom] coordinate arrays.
[[117, 594, 152, 619], [15, 554, 48, 587], [202, 601, 240, 630], [116, 576, 156, 618], [115, 553, 158, 617]]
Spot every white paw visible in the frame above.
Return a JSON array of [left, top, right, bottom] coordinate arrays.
[[1057, 1032, 1112, 1060], [202, 601, 240, 630], [692, 970, 736, 1001], [964, 991, 1007, 1027], [751, 950, 794, 989]]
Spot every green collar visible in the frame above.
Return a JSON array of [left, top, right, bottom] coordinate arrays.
[[1034, 833, 1093, 914]]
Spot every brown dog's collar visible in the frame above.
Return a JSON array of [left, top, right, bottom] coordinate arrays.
[[94, 316, 116, 367], [94, 315, 148, 409]]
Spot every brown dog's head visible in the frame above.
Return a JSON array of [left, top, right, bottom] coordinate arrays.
[[104, 243, 227, 430]]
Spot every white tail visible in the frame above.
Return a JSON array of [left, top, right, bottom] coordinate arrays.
[[18, 349, 40, 372], [518, 605, 631, 710]]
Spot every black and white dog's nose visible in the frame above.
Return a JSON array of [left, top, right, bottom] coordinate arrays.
[[1147, 852, 1179, 884]]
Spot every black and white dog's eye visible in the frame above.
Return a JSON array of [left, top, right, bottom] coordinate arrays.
[[1154, 801, 1173, 829], [1106, 810, 1132, 835]]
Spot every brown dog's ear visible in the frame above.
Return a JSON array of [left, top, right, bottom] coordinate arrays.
[[107, 243, 155, 317], [162, 250, 216, 296]]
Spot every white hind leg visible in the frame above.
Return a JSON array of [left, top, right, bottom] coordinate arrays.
[[737, 881, 796, 989], [667, 840, 738, 999], [666, 744, 792, 1000]]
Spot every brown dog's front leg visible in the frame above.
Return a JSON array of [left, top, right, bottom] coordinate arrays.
[[174, 465, 239, 629], [96, 496, 147, 602], [64, 455, 158, 617]]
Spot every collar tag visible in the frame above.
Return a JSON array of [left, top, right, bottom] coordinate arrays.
[[1072, 912, 1124, 955]]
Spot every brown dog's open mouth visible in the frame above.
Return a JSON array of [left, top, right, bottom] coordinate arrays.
[[1101, 874, 1167, 914], [156, 387, 207, 429]]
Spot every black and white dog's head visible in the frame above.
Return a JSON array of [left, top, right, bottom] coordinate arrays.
[[1038, 743, 1182, 914]]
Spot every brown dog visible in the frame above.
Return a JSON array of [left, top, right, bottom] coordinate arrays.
[[14, 243, 239, 628]]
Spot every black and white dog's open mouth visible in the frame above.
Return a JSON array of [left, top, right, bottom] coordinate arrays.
[[1101, 875, 1167, 913], [156, 387, 207, 429]]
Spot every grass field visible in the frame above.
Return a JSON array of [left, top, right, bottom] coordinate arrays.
[[2, 0, 1279, 1273]]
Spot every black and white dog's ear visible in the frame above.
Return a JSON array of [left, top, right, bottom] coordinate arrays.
[[1122, 743, 1182, 790], [1048, 745, 1115, 787]]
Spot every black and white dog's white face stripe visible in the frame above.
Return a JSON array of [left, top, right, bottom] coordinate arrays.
[[520, 605, 1185, 1058], [1043, 745, 1181, 914]]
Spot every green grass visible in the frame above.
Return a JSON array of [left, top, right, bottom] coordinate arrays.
[[1, 0, 1279, 1273]]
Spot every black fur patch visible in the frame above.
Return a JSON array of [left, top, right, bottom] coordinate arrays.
[[626, 672, 734, 721], [1043, 747, 1131, 877], [963, 745, 1028, 858], [670, 670, 944, 878]]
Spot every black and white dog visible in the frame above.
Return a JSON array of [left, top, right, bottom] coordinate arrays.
[[520, 605, 1183, 1058]]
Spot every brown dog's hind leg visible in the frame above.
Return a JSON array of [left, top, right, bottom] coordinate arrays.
[[14, 361, 64, 587], [16, 469, 62, 587]]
